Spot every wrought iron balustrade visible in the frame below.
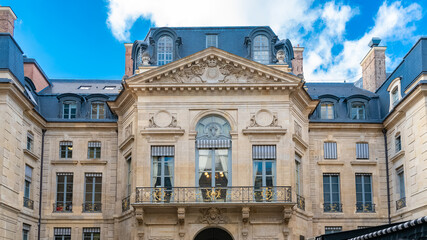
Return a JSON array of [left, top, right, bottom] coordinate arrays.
[[53, 202, 73, 212], [82, 202, 102, 212], [396, 197, 406, 210], [122, 196, 130, 212], [323, 202, 343, 212], [356, 202, 375, 213], [23, 197, 34, 209], [135, 186, 292, 204], [297, 194, 305, 210]]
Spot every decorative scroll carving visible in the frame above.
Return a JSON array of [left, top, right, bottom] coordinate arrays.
[[177, 207, 185, 224], [242, 207, 250, 223], [283, 206, 294, 224], [148, 111, 179, 128], [198, 207, 229, 224], [247, 110, 281, 128]]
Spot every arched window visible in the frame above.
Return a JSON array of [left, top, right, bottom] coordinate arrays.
[[320, 102, 334, 119], [391, 87, 399, 106], [351, 102, 366, 120], [253, 35, 269, 64], [157, 36, 173, 66], [196, 115, 231, 201]]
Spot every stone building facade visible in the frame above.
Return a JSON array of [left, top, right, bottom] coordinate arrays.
[[0, 6, 426, 240]]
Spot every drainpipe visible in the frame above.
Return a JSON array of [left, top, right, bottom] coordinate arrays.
[[382, 128, 391, 224], [38, 129, 46, 240]]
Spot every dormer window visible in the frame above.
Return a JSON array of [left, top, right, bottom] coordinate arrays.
[[391, 87, 399, 106], [157, 36, 173, 66], [253, 35, 269, 64], [351, 102, 366, 120], [387, 77, 402, 111], [320, 103, 334, 119], [103, 86, 116, 90], [206, 34, 218, 48], [78, 86, 91, 90], [63, 101, 77, 119], [91, 102, 105, 119]]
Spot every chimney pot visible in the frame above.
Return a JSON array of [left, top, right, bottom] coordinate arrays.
[[369, 37, 381, 48]]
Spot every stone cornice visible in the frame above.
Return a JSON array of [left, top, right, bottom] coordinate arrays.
[[23, 149, 40, 161], [309, 123, 383, 130], [46, 122, 117, 129], [292, 134, 308, 150], [119, 134, 134, 151]]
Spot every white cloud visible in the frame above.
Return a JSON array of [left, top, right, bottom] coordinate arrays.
[[106, 0, 422, 82]]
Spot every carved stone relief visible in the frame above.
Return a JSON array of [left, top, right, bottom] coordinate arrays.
[[148, 111, 178, 128], [197, 207, 229, 224], [248, 110, 280, 128]]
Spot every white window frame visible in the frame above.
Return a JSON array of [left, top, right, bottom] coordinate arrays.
[[320, 102, 335, 119], [387, 77, 402, 111], [253, 35, 270, 64], [206, 34, 218, 48], [91, 102, 105, 119], [157, 35, 173, 66], [63, 101, 77, 119]]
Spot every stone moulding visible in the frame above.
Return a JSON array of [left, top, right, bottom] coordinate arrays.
[[23, 149, 40, 161], [390, 150, 405, 163], [317, 161, 345, 166], [51, 160, 78, 165], [80, 160, 107, 165], [292, 133, 308, 150], [119, 134, 134, 151], [242, 128, 287, 135], [140, 128, 185, 136], [350, 160, 377, 166]]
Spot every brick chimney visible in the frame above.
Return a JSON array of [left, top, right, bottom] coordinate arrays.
[[360, 37, 386, 92], [0, 6, 17, 36], [124, 43, 133, 77], [292, 47, 304, 77]]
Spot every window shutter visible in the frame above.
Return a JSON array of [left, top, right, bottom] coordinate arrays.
[[252, 145, 276, 159], [151, 146, 175, 156], [324, 142, 337, 159], [356, 143, 369, 159], [54, 228, 71, 235], [196, 139, 231, 149]]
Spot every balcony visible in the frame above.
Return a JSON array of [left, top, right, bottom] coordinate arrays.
[[122, 196, 130, 212], [82, 203, 102, 213], [23, 197, 34, 209], [396, 197, 406, 210], [323, 202, 342, 212], [53, 202, 73, 213], [297, 194, 305, 210], [356, 202, 375, 213], [135, 186, 292, 205]]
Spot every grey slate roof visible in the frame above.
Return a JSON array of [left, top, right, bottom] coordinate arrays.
[[305, 82, 378, 99], [39, 79, 122, 96]]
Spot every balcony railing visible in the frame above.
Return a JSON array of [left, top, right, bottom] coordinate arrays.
[[356, 202, 375, 213], [53, 202, 73, 212], [297, 194, 305, 210], [323, 202, 343, 212], [122, 196, 130, 212], [396, 197, 406, 210], [82, 203, 102, 213], [23, 197, 34, 209], [135, 186, 292, 204]]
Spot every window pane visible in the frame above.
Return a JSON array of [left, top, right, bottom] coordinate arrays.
[[253, 35, 269, 64]]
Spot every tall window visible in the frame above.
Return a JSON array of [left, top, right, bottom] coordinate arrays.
[[24, 165, 33, 209], [26, 132, 34, 151], [22, 224, 30, 240], [295, 154, 302, 195], [83, 173, 102, 212], [152, 146, 174, 202], [325, 226, 342, 234], [323, 173, 341, 212], [395, 134, 401, 153], [206, 34, 218, 48], [253, 35, 269, 64], [320, 103, 334, 119], [54, 228, 71, 240], [396, 167, 406, 210], [63, 101, 77, 119], [324, 142, 337, 159], [253, 145, 276, 202], [356, 142, 369, 159], [55, 173, 73, 212], [59, 141, 73, 159], [196, 115, 231, 202], [88, 141, 101, 159], [356, 174, 374, 212], [157, 36, 173, 66], [351, 102, 366, 120], [391, 87, 399, 106], [126, 155, 132, 197], [83, 228, 100, 240], [91, 102, 105, 119]]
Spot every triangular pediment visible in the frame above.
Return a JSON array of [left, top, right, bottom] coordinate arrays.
[[126, 47, 302, 87]]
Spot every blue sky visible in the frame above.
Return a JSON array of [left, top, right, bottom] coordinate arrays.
[[2, 0, 426, 82]]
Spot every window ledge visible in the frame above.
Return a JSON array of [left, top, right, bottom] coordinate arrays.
[[140, 128, 185, 136], [350, 160, 377, 166], [390, 150, 405, 163], [317, 161, 344, 166], [119, 134, 134, 151], [51, 160, 78, 165], [23, 149, 39, 161], [242, 127, 287, 135], [292, 134, 308, 150], [80, 160, 107, 165]]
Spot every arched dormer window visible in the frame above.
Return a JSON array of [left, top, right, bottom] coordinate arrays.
[[63, 101, 77, 119], [253, 35, 269, 64], [195, 115, 231, 201], [387, 77, 402, 111], [57, 93, 83, 119], [350, 102, 366, 120], [391, 87, 399, 106], [86, 94, 110, 120], [157, 36, 173, 66], [320, 102, 335, 120]]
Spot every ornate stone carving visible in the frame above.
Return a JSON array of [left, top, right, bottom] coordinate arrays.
[[141, 51, 151, 66], [148, 111, 178, 128], [198, 207, 228, 224], [136, 208, 144, 225], [248, 110, 280, 128], [242, 207, 250, 223], [276, 49, 286, 64], [177, 207, 185, 224]]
